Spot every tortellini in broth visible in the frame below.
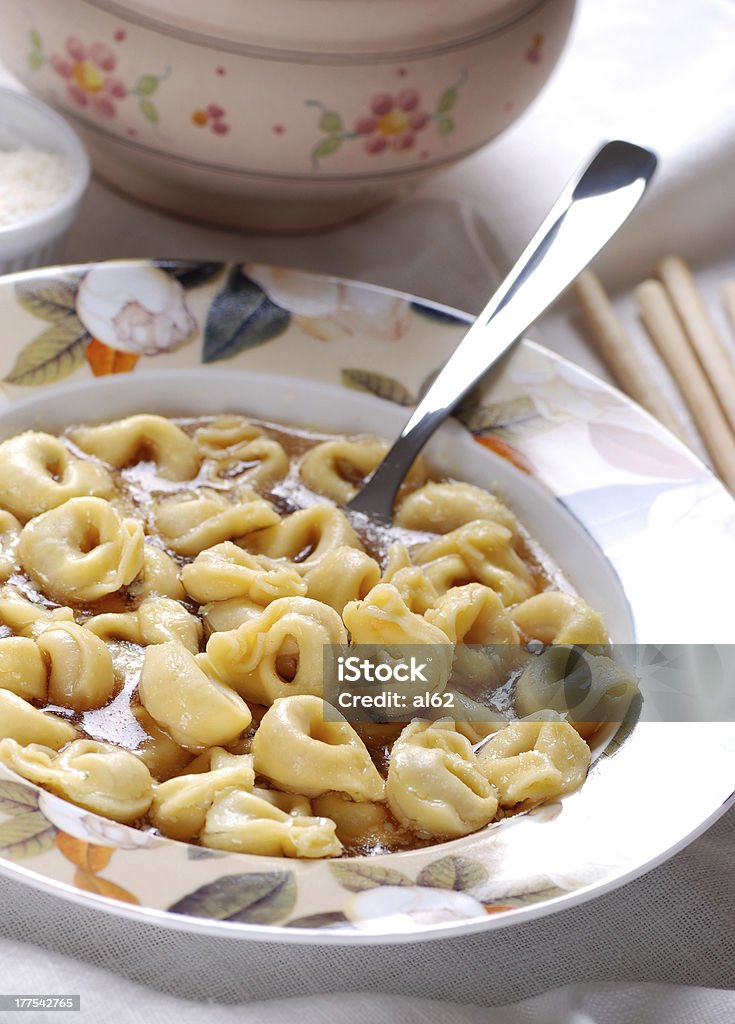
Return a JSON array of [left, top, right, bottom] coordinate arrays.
[[0, 409, 627, 859]]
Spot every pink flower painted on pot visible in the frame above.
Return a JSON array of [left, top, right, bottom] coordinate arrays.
[[307, 71, 467, 168], [50, 36, 126, 116], [354, 89, 429, 155]]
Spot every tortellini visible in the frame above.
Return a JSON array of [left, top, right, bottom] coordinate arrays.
[[85, 597, 202, 654], [511, 591, 609, 646], [70, 414, 200, 481], [300, 439, 425, 505], [36, 621, 115, 711], [242, 505, 361, 573], [0, 691, 78, 748], [154, 491, 278, 556], [0, 586, 74, 638], [343, 584, 454, 702], [0, 431, 113, 522], [206, 597, 348, 704], [0, 409, 622, 861], [0, 510, 21, 581], [202, 437, 289, 490], [476, 720, 591, 806], [251, 696, 385, 802], [0, 636, 47, 701], [396, 481, 517, 536], [415, 521, 535, 606], [514, 646, 638, 734], [0, 738, 153, 823], [201, 789, 343, 858], [18, 496, 144, 602], [128, 544, 185, 601], [150, 747, 255, 841], [302, 547, 381, 614], [386, 720, 499, 838], [138, 641, 252, 749], [181, 542, 307, 605]]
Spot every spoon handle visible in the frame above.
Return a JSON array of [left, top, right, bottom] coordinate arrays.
[[347, 140, 657, 523]]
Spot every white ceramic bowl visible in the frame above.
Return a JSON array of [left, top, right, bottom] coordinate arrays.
[[0, 0, 574, 229], [0, 86, 90, 273], [0, 260, 733, 943]]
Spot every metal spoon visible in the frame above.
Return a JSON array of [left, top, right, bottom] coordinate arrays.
[[347, 140, 657, 525]]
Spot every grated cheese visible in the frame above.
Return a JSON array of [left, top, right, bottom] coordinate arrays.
[[0, 143, 73, 227]]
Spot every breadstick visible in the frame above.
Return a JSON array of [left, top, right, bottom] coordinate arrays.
[[657, 255, 735, 433], [635, 279, 735, 492], [574, 270, 686, 440], [724, 281, 735, 336]]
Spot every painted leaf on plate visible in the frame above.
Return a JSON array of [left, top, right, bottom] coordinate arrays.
[[587, 421, 698, 480], [2, 315, 89, 386], [168, 871, 297, 924], [410, 300, 469, 326], [0, 779, 40, 817], [329, 862, 412, 893], [54, 832, 114, 873], [0, 808, 56, 860], [135, 74, 159, 97], [14, 277, 79, 322], [73, 869, 139, 904], [341, 368, 415, 406], [202, 268, 291, 364], [162, 262, 225, 291], [286, 911, 350, 930], [415, 855, 488, 891], [457, 396, 539, 435]]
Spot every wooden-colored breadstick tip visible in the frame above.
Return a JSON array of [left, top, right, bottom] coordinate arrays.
[[635, 279, 735, 492], [658, 255, 735, 433], [574, 270, 687, 440], [723, 280, 735, 336]]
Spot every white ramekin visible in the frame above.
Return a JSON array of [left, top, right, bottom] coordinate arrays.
[[0, 86, 90, 273]]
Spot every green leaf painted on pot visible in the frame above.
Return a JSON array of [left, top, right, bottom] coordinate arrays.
[[202, 268, 290, 364], [416, 855, 488, 891], [437, 87, 457, 113], [0, 808, 56, 861], [139, 98, 159, 123], [409, 300, 469, 326], [320, 111, 342, 133], [312, 135, 342, 162], [168, 872, 297, 924], [3, 316, 88, 387], [15, 277, 78, 321], [29, 29, 42, 50], [136, 74, 159, 96], [341, 368, 415, 406], [437, 116, 454, 135], [161, 261, 225, 290], [28, 51, 44, 70], [0, 779, 40, 817], [329, 862, 412, 893], [286, 911, 350, 930]]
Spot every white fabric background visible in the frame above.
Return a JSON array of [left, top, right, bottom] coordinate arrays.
[[1, 0, 735, 1020]]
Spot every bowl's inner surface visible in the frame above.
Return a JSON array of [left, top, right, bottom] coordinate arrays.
[[0, 368, 635, 645]]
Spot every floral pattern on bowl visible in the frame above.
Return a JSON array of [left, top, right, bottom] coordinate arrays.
[[0, 260, 734, 944]]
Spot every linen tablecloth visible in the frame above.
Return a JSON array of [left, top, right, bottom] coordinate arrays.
[[1, 0, 734, 1020]]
